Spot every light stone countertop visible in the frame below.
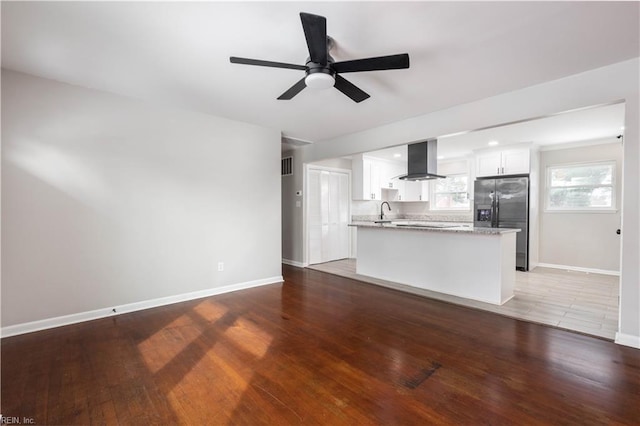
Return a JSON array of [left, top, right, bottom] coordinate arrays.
[[349, 221, 520, 235]]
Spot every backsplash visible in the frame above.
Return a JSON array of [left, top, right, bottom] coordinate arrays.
[[352, 214, 473, 222], [351, 200, 402, 220], [351, 200, 473, 223]]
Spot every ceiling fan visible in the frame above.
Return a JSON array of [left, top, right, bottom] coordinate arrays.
[[230, 12, 410, 103]]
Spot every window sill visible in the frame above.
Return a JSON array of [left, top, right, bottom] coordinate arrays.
[[544, 209, 618, 214]]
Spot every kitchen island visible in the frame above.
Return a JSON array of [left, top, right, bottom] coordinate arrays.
[[350, 222, 520, 305]]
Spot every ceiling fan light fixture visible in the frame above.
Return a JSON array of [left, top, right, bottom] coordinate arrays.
[[305, 72, 335, 90], [230, 12, 409, 102]]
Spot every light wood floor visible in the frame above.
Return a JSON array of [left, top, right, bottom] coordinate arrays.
[[2, 265, 638, 424], [307, 259, 619, 340]]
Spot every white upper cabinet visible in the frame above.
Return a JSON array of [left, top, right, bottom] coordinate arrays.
[[385, 178, 428, 202], [384, 162, 405, 200], [352, 154, 382, 200], [353, 152, 434, 202], [476, 148, 530, 177], [476, 152, 503, 177], [366, 159, 381, 200], [383, 161, 427, 202], [377, 160, 396, 192], [501, 149, 530, 174], [401, 180, 427, 201]]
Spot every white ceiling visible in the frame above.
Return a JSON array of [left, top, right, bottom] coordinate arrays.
[[2, 2, 638, 144], [365, 102, 626, 162]]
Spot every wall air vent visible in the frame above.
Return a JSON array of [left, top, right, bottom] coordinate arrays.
[[281, 156, 293, 176]]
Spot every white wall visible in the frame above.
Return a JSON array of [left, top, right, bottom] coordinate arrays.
[[538, 141, 622, 273], [619, 93, 640, 347], [284, 58, 639, 347], [2, 70, 282, 328]]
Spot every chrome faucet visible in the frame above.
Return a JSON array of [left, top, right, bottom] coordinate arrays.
[[380, 201, 391, 220]]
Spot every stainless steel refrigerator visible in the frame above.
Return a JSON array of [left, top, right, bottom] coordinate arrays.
[[474, 176, 529, 271]]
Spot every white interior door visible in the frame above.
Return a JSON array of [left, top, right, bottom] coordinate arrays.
[[329, 172, 350, 260], [307, 167, 350, 265]]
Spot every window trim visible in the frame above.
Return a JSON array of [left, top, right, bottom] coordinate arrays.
[[545, 160, 616, 213], [429, 173, 471, 211]]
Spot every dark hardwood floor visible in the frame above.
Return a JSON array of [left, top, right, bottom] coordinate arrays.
[[2, 264, 639, 424]]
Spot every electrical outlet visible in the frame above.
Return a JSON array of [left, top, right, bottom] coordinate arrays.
[[217, 262, 224, 272]]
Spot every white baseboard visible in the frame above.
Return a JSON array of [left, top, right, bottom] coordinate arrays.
[[536, 262, 620, 276], [615, 332, 640, 349], [1, 275, 284, 338], [282, 258, 307, 268]]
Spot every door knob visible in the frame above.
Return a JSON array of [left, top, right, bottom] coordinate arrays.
[[616, 229, 621, 235]]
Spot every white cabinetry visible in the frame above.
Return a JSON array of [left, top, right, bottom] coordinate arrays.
[[382, 162, 429, 202], [502, 149, 530, 174], [476, 152, 502, 177], [354, 155, 431, 202], [352, 154, 381, 200], [388, 177, 404, 201], [476, 148, 530, 177], [377, 161, 395, 191], [403, 180, 429, 201], [384, 178, 428, 201], [365, 159, 381, 200], [384, 162, 405, 201]]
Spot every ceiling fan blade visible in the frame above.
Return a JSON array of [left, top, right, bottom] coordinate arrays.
[[277, 77, 307, 100], [230, 56, 306, 71], [332, 53, 410, 73], [300, 13, 328, 65], [334, 75, 370, 103]]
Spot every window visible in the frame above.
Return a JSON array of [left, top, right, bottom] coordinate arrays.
[[431, 174, 470, 210], [546, 161, 615, 211]]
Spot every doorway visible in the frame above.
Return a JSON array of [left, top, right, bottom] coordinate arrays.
[[306, 165, 351, 265]]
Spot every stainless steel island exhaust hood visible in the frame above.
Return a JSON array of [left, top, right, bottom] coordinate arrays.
[[399, 139, 446, 181]]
